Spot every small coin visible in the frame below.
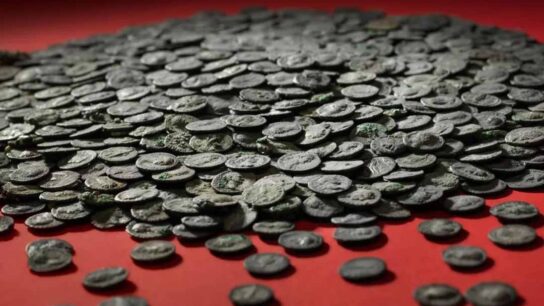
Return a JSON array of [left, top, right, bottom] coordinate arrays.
[[205, 234, 253, 254], [28, 248, 72, 273], [488, 224, 537, 247], [465, 282, 517, 306], [229, 284, 274, 306], [334, 226, 382, 244], [252, 221, 294, 237], [0, 215, 15, 234], [442, 245, 487, 269], [442, 195, 485, 214], [130, 240, 175, 262], [243, 253, 290, 276], [278, 230, 323, 252], [83, 267, 128, 290], [339, 257, 387, 282], [489, 201, 539, 221], [413, 284, 464, 306], [418, 219, 462, 239]]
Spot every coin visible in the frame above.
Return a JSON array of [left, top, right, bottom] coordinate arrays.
[[488, 224, 537, 247], [83, 267, 128, 290], [442, 245, 487, 269], [334, 226, 382, 244], [278, 230, 323, 252], [28, 248, 72, 273], [465, 282, 517, 306], [130, 240, 175, 262], [339, 257, 387, 282], [418, 219, 462, 239], [99, 296, 149, 306], [243, 253, 290, 276], [205, 234, 253, 254], [229, 284, 274, 306], [413, 284, 463, 306], [489, 201, 539, 221]]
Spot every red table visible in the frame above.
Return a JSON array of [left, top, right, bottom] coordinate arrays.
[[1, 1, 544, 305]]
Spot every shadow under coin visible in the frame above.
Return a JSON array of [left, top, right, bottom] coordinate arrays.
[[423, 228, 469, 245], [449, 257, 495, 274], [338, 235, 388, 251], [285, 242, 329, 258], [210, 246, 257, 261], [0, 227, 19, 241], [31, 262, 78, 277], [346, 270, 396, 287], [134, 253, 182, 269], [86, 280, 138, 296], [249, 265, 296, 280]]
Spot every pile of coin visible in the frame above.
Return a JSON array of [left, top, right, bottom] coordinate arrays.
[[0, 7, 543, 306]]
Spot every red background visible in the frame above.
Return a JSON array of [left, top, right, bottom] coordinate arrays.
[[1, 1, 544, 305]]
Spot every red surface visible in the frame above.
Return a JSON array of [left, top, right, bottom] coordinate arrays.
[[1, 1, 544, 306]]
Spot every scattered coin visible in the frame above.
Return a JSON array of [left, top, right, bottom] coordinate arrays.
[[83, 267, 129, 290], [413, 283, 464, 306], [442, 245, 487, 269], [229, 284, 274, 306], [488, 224, 538, 247], [278, 231, 323, 252], [339, 257, 387, 282], [243, 253, 291, 276], [465, 282, 518, 306], [418, 219, 462, 239], [130, 240, 176, 263]]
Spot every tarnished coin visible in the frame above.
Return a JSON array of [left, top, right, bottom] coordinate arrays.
[[334, 226, 382, 244], [339, 257, 387, 282], [0, 215, 15, 234], [99, 296, 149, 306], [307, 174, 352, 196], [242, 183, 285, 208], [418, 219, 462, 239], [130, 240, 175, 262], [229, 284, 275, 306], [205, 234, 253, 254], [252, 221, 294, 238], [28, 248, 72, 273], [243, 253, 290, 276], [83, 267, 128, 290], [25, 212, 64, 230], [488, 224, 537, 247], [413, 284, 464, 306], [442, 245, 487, 269], [489, 201, 539, 221], [466, 282, 517, 306], [278, 230, 323, 252]]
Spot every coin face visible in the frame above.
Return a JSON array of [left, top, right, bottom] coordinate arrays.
[[83, 267, 128, 290], [205, 234, 253, 254], [130, 240, 175, 262], [413, 284, 463, 306], [466, 282, 518, 306], [339, 257, 387, 282], [418, 219, 462, 239], [442, 245, 487, 269], [489, 201, 539, 221], [243, 253, 290, 276], [488, 224, 537, 247], [278, 230, 323, 252], [229, 284, 274, 306]]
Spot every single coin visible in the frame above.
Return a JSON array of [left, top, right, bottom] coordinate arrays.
[[489, 201, 539, 221], [25, 212, 64, 230], [205, 234, 253, 254], [229, 284, 274, 306], [307, 174, 352, 196], [488, 224, 537, 247], [243, 253, 290, 276], [418, 219, 462, 239], [334, 226, 382, 244], [278, 230, 323, 252], [442, 195, 485, 213], [0, 215, 15, 234], [442, 245, 487, 268], [130, 240, 175, 262], [242, 184, 285, 208], [252, 221, 295, 237], [99, 296, 149, 306], [413, 284, 464, 306], [83, 267, 128, 290], [28, 248, 72, 273], [465, 282, 517, 306], [339, 257, 387, 282]]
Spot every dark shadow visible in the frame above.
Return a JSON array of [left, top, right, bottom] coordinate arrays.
[[85, 280, 138, 295], [248, 265, 296, 280], [28, 227, 69, 237], [423, 229, 469, 245], [449, 257, 494, 274], [338, 234, 388, 251], [498, 214, 544, 229], [495, 236, 543, 252], [452, 206, 491, 219], [285, 242, 329, 258], [268, 299, 282, 306], [31, 262, 78, 276], [178, 239, 207, 248], [130, 235, 175, 243], [0, 227, 18, 241], [210, 246, 257, 261], [257, 235, 281, 246], [345, 270, 396, 286], [481, 188, 513, 199], [378, 217, 414, 226], [133, 253, 182, 269], [295, 220, 335, 231], [515, 295, 526, 306]]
